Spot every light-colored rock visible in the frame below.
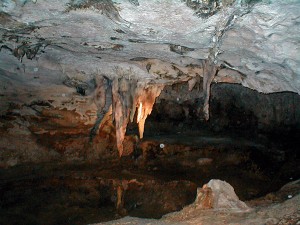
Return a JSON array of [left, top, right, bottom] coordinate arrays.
[[206, 179, 251, 211], [181, 179, 250, 212]]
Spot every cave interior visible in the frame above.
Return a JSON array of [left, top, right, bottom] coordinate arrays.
[[0, 0, 299, 225]]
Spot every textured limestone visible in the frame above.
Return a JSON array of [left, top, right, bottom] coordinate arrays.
[[0, 0, 300, 162], [1, 0, 299, 94]]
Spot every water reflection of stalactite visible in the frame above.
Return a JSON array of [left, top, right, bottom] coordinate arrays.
[[116, 184, 126, 216]]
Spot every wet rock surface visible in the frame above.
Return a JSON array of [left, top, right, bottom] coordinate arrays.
[[1, 80, 298, 168], [0, 161, 197, 225]]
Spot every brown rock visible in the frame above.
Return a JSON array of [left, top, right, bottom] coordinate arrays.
[[194, 184, 213, 209]]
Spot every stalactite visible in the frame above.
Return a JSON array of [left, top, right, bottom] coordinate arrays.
[[111, 77, 163, 156], [200, 6, 245, 120], [90, 76, 112, 142], [114, 109, 128, 156], [111, 77, 139, 156], [202, 59, 217, 121], [90, 72, 164, 157], [135, 85, 164, 139], [112, 77, 132, 156]]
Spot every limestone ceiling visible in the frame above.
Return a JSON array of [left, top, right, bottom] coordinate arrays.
[[0, 0, 300, 97]]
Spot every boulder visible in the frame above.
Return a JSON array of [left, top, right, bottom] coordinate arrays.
[[194, 179, 250, 212]]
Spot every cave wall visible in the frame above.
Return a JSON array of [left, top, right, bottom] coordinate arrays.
[[145, 82, 300, 136], [0, 104, 118, 168], [210, 84, 300, 133], [1, 78, 300, 168]]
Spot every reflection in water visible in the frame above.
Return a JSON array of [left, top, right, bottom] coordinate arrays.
[[0, 131, 298, 225]]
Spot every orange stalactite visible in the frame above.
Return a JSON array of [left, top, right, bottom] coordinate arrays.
[[111, 78, 164, 157], [137, 102, 143, 123], [136, 85, 164, 139]]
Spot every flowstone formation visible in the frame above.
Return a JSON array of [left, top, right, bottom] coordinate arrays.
[[110, 76, 164, 156]]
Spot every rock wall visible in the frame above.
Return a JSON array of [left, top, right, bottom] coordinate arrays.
[[0, 76, 299, 168], [146, 82, 300, 136]]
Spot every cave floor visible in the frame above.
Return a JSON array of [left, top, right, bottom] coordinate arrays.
[[0, 131, 299, 225]]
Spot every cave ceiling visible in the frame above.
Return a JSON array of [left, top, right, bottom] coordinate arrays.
[[1, 0, 299, 95]]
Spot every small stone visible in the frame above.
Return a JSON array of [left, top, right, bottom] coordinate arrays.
[[62, 93, 66, 97], [197, 158, 213, 166], [33, 67, 38, 72], [287, 195, 293, 199], [7, 159, 18, 167]]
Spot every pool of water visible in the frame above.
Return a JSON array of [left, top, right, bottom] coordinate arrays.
[[0, 131, 299, 225]]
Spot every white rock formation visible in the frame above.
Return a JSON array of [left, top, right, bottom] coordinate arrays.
[[206, 179, 251, 211]]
